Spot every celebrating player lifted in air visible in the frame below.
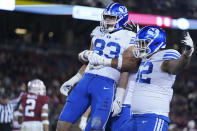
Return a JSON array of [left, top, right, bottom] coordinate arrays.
[[18, 79, 49, 131], [56, 3, 139, 131], [87, 25, 194, 131]]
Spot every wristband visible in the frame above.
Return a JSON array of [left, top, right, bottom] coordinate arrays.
[[68, 73, 82, 85], [79, 50, 89, 62], [115, 87, 125, 100], [81, 116, 88, 123], [42, 120, 49, 125], [117, 57, 122, 70], [41, 113, 48, 117], [18, 112, 23, 117], [103, 58, 112, 67]]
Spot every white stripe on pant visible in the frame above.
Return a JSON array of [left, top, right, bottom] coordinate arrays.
[[153, 118, 164, 131]]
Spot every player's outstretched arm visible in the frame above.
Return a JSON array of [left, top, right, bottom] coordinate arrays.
[[110, 46, 141, 72], [161, 31, 194, 75], [60, 65, 86, 96], [86, 46, 141, 72], [111, 72, 129, 117], [117, 46, 141, 72]]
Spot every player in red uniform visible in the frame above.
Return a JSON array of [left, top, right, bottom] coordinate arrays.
[[18, 79, 49, 131]]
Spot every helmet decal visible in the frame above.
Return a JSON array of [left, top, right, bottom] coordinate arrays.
[[147, 28, 160, 38], [119, 6, 127, 14]]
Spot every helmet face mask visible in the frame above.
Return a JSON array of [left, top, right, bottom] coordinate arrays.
[[100, 3, 128, 33], [133, 26, 166, 58], [133, 38, 153, 58], [101, 14, 117, 32]]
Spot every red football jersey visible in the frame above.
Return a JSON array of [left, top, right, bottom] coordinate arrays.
[[20, 93, 49, 121]]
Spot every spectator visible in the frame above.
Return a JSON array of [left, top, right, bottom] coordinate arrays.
[[183, 120, 197, 131]]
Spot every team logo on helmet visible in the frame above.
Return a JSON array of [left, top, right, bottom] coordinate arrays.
[[119, 6, 127, 13], [147, 28, 160, 38]]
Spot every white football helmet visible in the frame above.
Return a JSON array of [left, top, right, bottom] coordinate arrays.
[[28, 79, 46, 96]]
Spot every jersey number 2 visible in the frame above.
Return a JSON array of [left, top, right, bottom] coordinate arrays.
[[136, 62, 153, 84], [25, 99, 36, 117]]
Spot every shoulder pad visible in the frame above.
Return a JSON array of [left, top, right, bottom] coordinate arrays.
[[90, 26, 102, 37]]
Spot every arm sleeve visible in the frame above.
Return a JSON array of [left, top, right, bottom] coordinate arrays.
[[162, 49, 181, 60]]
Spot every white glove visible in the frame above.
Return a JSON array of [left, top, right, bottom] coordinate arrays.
[[111, 97, 122, 117], [88, 52, 111, 66], [60, 73, 82, 96], [111, 87, 125, 117], [181, 31, 194, 56], [78, 50, 94, 62], [79, 116, 88, 131], [60, 82, 73, 96]]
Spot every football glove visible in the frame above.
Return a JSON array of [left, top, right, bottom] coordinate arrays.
[[78, 50, 93, 62], [88, 52, 111, 66], [60, 73, 82, 96], [60, 82, 72, 96], [111, 87, 125, 117], [125, 20, 140, 33], [181, 31, 194, 57], [111, 97, 122, 117], [79, 116, 88, 131]]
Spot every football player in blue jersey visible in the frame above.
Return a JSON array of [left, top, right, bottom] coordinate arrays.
[[87, 25, 194, 131], [56, 3, 138, 131]]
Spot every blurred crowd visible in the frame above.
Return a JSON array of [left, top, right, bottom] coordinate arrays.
[[0, 44, 197, 130], [32, 0, 197, 18], [0, 48, 81, 130]]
